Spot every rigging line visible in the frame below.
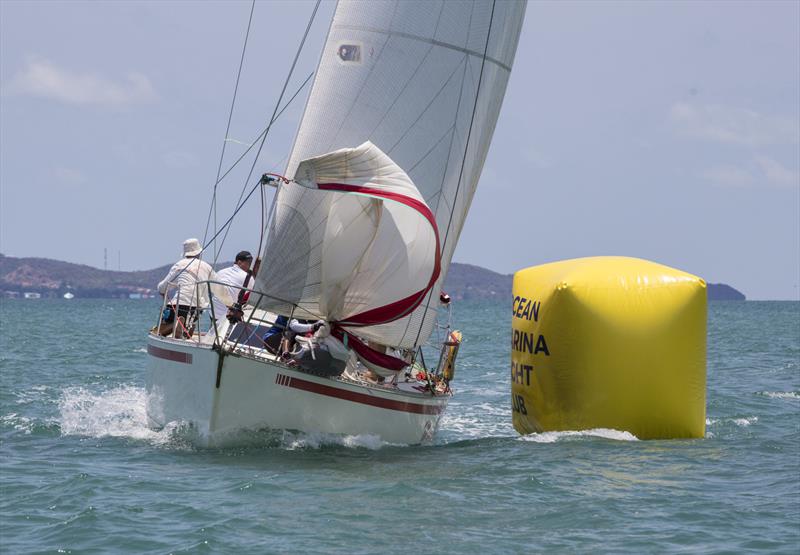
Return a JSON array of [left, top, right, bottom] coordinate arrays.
[[164, 176, 266, 288], [406, 123, 454, 174], [255, 177, 266, 272], [217, 0, 322, 254], [362, 1, 447, 141], [412, 0, 496, 348], [428, 0, 476, 220], [202, 69, 314, 253], [386, 55, 466, 156], [203, 0, 256, 261], [215, 70, 314, 189], [401, 5, 476, 346]]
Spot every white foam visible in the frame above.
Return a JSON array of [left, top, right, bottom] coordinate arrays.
[[58, 385, 191, 447], [759, 391, 799, 399], [520, 428, 639, 443], [132, 347, 148, 353], [1, 413, 36, 434], [706, 416, 759, 427], [280, 431, 392, 450], [438, 409, 515, 441]]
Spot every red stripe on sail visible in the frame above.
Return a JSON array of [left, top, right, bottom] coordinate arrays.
[[330, 327, 408, 371], [317, 183, 441, 326]]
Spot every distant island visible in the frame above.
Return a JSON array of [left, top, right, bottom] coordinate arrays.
[[0, 254, 745, 301]]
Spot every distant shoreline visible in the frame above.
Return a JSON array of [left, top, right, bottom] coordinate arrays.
[[0, 254, 747, 301]]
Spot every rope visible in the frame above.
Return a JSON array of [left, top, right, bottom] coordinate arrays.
[[216, 0, 322, 257], [174, 313, 193, 338], [208, 71, 314, 192], [204, 0, 256, 261], [162, 4, 319, 292]]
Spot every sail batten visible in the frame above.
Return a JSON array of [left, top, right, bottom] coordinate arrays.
[[332, 25, 513, 72], [256, 0, 526, 348]]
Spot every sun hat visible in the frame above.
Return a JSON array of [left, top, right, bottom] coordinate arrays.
[[183, 238, 203, 257]]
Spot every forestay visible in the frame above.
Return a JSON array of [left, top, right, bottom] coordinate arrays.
[[255, 0, 526, 348]]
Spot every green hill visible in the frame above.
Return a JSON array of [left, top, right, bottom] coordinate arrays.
[[0, 254, 745, 301]]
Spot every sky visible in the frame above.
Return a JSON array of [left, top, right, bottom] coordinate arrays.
[[1, 0, 798, 300]]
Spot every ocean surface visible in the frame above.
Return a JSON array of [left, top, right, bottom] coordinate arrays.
[[1, 299, 798, 554]]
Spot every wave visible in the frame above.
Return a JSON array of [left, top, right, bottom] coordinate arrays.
[[438, 406, 516, 442], [278, 430, 392, 450], [519, 428, 639, 443], [706, 416, 758, 427], [1, 412, 59, 435], [757, 391, 799, 399]]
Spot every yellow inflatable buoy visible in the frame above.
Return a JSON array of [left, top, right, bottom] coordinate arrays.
[[511, 256, 706, 439]]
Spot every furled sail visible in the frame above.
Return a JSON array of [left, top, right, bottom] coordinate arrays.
[[256, 141, 439, 347], [255, 0, 526, 348]]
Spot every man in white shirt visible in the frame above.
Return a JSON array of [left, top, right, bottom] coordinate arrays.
[[157, 238, 219, 337], [211, 250, 253, 320]]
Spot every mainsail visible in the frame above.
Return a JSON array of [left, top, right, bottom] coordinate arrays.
[[255, 0, 526, 348]]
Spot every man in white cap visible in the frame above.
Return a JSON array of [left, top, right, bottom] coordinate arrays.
[[157, 238, 219, 337]]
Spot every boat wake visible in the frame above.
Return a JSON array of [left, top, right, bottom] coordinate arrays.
[[57, 385, 398, 450], [58, 385, 194, 448], [278, 431, 392, 450]]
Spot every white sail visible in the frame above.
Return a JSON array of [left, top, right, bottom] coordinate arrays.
[[256, 0, 526, 348], [256, 142, 439, 347]]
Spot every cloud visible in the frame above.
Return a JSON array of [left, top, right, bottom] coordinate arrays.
[[701, 165, 754, 188], [702, 156, 799, 189], [755, 156, 800, 187], [670, 102, 799, 147], [5, 58, 156, 106]]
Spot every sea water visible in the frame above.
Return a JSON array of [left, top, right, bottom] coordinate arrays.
[[1, 299, 798, 553]]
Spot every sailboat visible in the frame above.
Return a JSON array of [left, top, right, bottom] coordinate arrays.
[[146, 0, 526, 446]]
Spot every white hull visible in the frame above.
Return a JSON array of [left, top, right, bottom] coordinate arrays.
[[146, 334, 449, 446]]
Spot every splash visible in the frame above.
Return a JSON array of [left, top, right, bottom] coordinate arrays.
[[58, 385, 194, 447], [56, 385, 396, 450], [519, 428, 639, 443]]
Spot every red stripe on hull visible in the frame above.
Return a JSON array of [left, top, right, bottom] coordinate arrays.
[[283, 375, 444, 415], [148, 344, 193, 364]]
